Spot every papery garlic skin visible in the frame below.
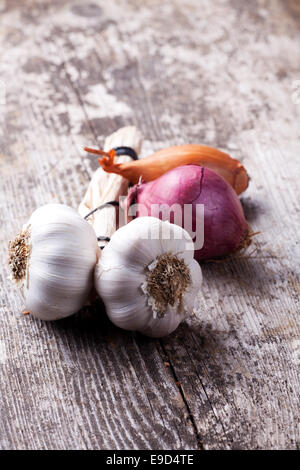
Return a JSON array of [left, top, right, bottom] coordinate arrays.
[[9, 204, 99, 321], [94, 217, 202, 338], [78, 126, 142, 244]]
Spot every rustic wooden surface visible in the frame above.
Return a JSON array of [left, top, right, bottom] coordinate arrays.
[[0, 0, 299, 450]]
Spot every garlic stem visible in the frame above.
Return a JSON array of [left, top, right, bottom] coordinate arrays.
[[83, 200, 119, 221], [79, 126, 143, 245]]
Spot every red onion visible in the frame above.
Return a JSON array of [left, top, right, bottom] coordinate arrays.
[[127, 165, 249, 261]]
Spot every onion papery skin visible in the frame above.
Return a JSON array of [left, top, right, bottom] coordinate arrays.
[[127, 165, 249, 261]]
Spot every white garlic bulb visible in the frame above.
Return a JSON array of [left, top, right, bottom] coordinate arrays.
[[94, 217, 202, 337], [8, 204, 99, 321]]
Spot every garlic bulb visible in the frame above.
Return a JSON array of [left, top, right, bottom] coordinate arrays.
[[94, 217, 202, 337], [78, 126, 142, 246], [8, 204, 99, 321]]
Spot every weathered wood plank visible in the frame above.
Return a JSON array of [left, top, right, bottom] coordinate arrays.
[[0, 0, 299, 450], [0, 0, 200, 450]]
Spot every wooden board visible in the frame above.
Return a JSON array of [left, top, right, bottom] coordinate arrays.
[[0, 0, 299, 449]]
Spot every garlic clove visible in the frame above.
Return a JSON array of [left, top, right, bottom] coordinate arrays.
[[102, 217, 163, 269], [159, 222, 195, 266], [180, 261, 202, 313], [138, 307, 182, 338], [104, 216, 188, 271], [95, 248, 150, 331]]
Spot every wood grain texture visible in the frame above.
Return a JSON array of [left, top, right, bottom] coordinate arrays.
[[0, 0, 299, 449]]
